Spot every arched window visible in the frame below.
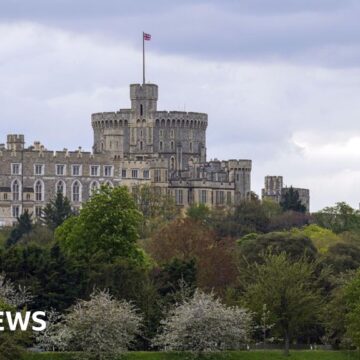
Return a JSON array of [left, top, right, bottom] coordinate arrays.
[[104, 181, 113, 188], [159, 141, 163, 151], [72, 181, 81, 202], [12, 180, 20, 201], [35, 180, 43, 201], [170, 157, 175, 170], [140, 141, 143, 150], [170, 141, 174, 151], [89, 181, 99, 196], [56, 180, 66, 196]]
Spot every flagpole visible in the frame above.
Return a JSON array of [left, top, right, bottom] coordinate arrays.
[[142, 31, 145, 84]]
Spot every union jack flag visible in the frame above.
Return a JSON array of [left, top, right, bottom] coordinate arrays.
[[143, 33, 151, 41]]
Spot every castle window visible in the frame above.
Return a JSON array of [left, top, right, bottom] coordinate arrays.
[[131, 169, 138, 179], [154, 169, 161, 182], [199, 190, 207, 204], [170, 129, 174, 138], [34, 164, 44, 175], [4, 193, 8, 201], [215, 191, 225, 205], [72, 165, 82, 176], [140, 141, 143, 150], [56, 164, 65, 176], [26, 193, 31, 201], [170, 141, 174, 151], [159, 141, 163, 151], [159, 130, 164, 138], [35, 206, 42, 218], [72, 181, 81, 202], [11, 163, 21, 175], [90, 165, 100, 177], [143, 170, 149, 179], [104, 165, 113, 177], [170, 157, 175, 171], [104, 181, 113, 188], [12, 205, 20, 218], [12, 180, 20, 201], [35, 180, 44, 201], [140, 104, 143, 116], [189, 142, 193, 152], [122, 169, 127, 178], [56, 181, 65, 196], [227, 191, 232, 205], [90, 181, 100, 196], [175, 189, 183, 205]]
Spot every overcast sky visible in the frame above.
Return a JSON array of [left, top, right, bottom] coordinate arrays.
[[0, 0, 360, 211]]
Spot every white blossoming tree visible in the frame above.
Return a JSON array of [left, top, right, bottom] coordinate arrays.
[[153, 289, 252, 354], [65, 290, 142, 359], [0, 275, 33, 308], [36, 309, 70, 352]]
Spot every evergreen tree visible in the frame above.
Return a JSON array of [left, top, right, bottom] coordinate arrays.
[[280, 186, 306, 213], [42, 192, 73, 230], [6, 210, 32, 247]]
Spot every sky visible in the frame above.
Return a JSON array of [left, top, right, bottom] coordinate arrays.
[[0, 0, 360, 211]]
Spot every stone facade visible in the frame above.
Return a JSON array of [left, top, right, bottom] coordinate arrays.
[[261, 175, 310, 212], [0, 83, 252, 226]]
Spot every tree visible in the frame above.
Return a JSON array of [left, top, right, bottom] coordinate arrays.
[[0, 276, 33, 360], [291, 224, 341, 254], [153, 289, 252, 354], [55, 186, 144, 265], [6, 210, 32, 247], [237, 231, 318, 264], [42, 192, 73, 230], [131, 185, 179, 238], [279, 187, 306, 213], [186, 204, 211, 225], [146, 218, 237, 292], [343, 269, 360, 348], [64, 290, 142, 359], [242, 253, 323, 356], [314, 202, 360, 234]]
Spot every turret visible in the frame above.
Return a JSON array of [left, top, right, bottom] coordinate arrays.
[[7, 134, 25, 151], [130, 83, 158, 115]]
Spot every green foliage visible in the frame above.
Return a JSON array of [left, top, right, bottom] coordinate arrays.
[[6, 210, 33, 247], [344, 269, 360, 347], [280, 187, 306, 213], [314, 202, 360, 234], [56, 186, 144, 265], [237, 231, 318, 264], [186, 204, 211, 225], [21, 350, 360, 360], [42, 192, 73, 230], [280, 186, 306, 213], [242, 253, 323, 355], [132, 185, 179, 239], [291, 225, 342, 254]]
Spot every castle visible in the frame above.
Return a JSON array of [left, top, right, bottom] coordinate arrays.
[[0, 83, 252, 226], [261, 175, 310, 211]]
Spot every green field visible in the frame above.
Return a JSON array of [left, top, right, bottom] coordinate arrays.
[[22, 351, 360, 360]]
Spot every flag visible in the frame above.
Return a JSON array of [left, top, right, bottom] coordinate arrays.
[[143, 33, 151, 41]]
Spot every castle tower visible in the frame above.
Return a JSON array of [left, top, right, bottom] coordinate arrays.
[[7, 134, 25, 151], [130, 83, 158, 116]]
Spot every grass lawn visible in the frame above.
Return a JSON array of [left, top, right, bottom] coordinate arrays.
[[23, 350, 360, 360]]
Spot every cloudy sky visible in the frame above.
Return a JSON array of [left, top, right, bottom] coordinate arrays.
[[0, 0, 360, 211]]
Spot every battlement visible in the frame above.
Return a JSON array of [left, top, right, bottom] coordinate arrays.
[[6, 134, 25, 151]]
